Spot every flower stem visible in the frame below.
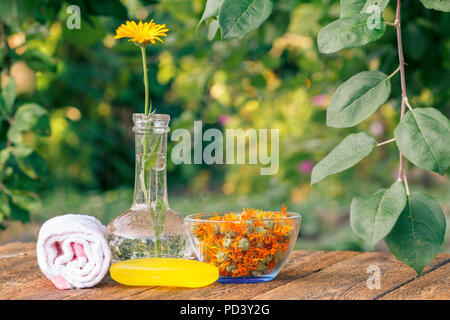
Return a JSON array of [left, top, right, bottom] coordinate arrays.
[[140, 47, 161, 254], [140, 46, 150, 116]]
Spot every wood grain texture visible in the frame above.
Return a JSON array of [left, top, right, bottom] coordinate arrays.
[[0, 242, 449, 300], [380, 262, 450, 300], [252, 251, 449, 300], [122, 250, 360, 300]]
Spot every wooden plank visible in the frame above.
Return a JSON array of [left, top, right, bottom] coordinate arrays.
[[122, 250, 360, 300], [0, 242, 41, 293], [59, 251, 316, 300], [379, 262, 450, 300], [251, 251, 450, 300], [0, 241, 35, 257], [1, 242, 449, 300]]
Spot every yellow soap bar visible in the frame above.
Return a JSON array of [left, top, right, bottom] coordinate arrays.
[[110, 258, 219, 288]]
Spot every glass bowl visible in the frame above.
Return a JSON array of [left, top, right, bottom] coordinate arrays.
[[185, 212, 301, 283]]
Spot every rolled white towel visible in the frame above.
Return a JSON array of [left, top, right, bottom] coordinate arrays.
[[37, 214, 111, 289]]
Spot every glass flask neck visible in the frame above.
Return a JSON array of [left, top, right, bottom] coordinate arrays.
[[131, 113, 170, 210]]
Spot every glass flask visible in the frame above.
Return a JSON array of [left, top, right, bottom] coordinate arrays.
[[106, 113, 191, 262]]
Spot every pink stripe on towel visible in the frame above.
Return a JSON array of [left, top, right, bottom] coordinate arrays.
[[50, 275, 72, 290], [71, 243, 86, 259]]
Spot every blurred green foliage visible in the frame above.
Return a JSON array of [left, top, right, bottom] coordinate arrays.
[[0, 0, 448, 252]]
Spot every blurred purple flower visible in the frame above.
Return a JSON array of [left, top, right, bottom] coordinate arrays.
[[298, 160, 314, 174], [218, 114, 230, 125], [370, 121, 385, 137], [311, 94, 328, 107]]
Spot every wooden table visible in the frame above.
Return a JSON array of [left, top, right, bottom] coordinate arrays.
[[1, 242, 449, 300]]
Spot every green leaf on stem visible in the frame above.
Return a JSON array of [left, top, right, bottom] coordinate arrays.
[[326, 71, 391, 128], [317, 14, 386, 54], [311, 132, 377, 185], [361, 0, 390, 13], [340, 0, 366, 18], [198, 0, 224, 26], [419, 0, 450, 12], [340, 0, 389, 18], [385, 192, 446, 275], [12, 146, 47, 180], [11, 103, 51, 136], [0, 193, 11, 221], [9, 202, 30, 222], [7, 127, 23, 144], [350, 181, 406, 247], [10, 190, 40, 215], [21, 49, 57, 73], [208, 19, 220, 41], [0, 147, 12, 167], [219, 0, 274, 39], [151, 199, 167, 237], [2, 77, 16, 114], [0, 0, 26, 31], [394, 108, 450, 175]]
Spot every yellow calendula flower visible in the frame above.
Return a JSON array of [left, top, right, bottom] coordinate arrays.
[[114, 20, 169, 46]]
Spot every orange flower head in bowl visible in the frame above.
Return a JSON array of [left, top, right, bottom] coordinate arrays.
[[114, 20, 169, 47]]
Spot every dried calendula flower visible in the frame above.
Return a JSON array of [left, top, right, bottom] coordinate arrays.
[[216, 251, 230, 263], [226, 262, 237, 273], [237, 238, 250, 251], [264, 220, 274, 229], [192, 205, 293, 278], [222, 238, 233, 248]]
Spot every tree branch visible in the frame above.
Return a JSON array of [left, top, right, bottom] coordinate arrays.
[[395, 0, 408, 184]]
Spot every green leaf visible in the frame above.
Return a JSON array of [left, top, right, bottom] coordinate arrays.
[[9, 202, 30, 222], [0, 192, 11, 222], [394, 108, 450, 175], [199, 0, 224, 25], [10, 190, 40, 212], [311, 132, 377, 185], [0, 0, 26, 31], [385, 192, 446, 275], [7, 127, 23, 144], [143, 137, 161, 172], [11, 103, 51, 136], [419, 0, 450, 12], [326, 71, 391, 128], [0, 147, 11, 167], [0, 97, 6, 120], [219, 0, 274, 39], [317, 14, 386, 54], [2, 77, 16, 114], [340, 0, 366, 18], [21, 49, 57, 73], [11, 146, 47, 179], [208, 19, 220, 41], [152, 199, 167, 237], [350, 181, 406, 247], [361, 0, 390, 13]]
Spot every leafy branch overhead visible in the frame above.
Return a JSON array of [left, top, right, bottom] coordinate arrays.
[[0, 0, 123, 225], [312, 0, 449, 274], [198, 0, 275, 40], [0, 78, 51, 223]]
